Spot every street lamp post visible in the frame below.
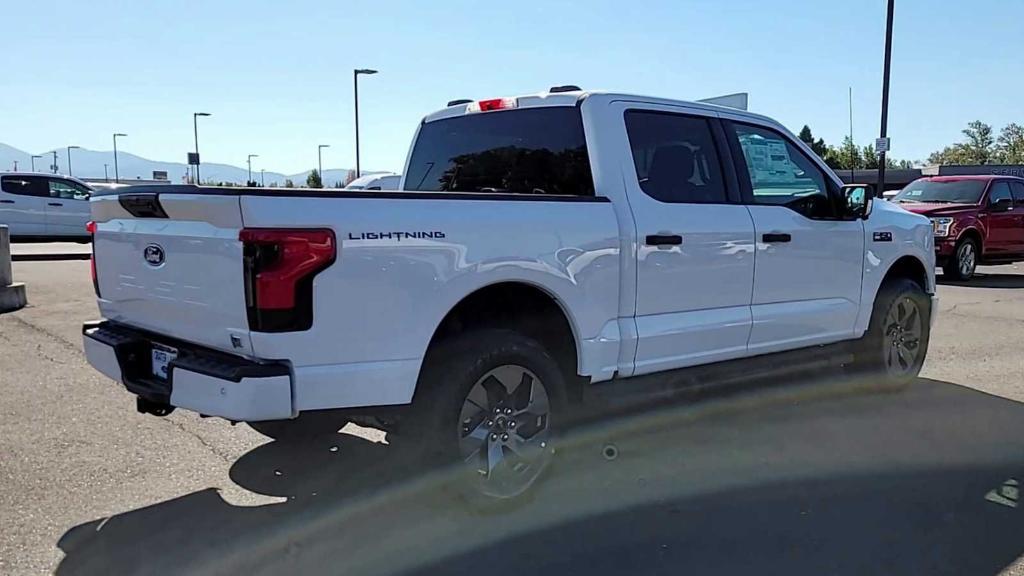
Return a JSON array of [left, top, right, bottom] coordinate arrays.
[[31, 155, 42, 172], [876, 0, 895, 198], [318, 144, 330, 186], [193, 112, 211, 184], [67, 146, 81, 177], [353, 68, 378, 179], [260, 169, 265, 187], [113, 133, 126, 183], [247, 154, 259, 186]]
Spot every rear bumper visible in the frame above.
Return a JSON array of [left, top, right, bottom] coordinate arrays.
[[82, 321, 293, 421]]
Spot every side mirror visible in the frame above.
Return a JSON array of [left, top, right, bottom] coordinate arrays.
[[841, 183, 874, 220], [990, 196, 1013, 212]]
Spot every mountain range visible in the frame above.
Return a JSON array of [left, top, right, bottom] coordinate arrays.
[[0, 143, 388, 186]]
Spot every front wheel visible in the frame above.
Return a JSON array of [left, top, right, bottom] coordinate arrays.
[[399, 329, 565, 503], [855, 278, 931, 386], [943, 237, 978, 281]]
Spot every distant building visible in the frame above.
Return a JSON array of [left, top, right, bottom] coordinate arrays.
[[836, 164, 1024, 191]]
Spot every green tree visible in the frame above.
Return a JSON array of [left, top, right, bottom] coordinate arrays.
[[306, 169, 323, 188], [961, 120, 996, 164], [283, 178, 295, 188], [798, 125, 828, 158], [824, 135, 863, 170], [997, 122, 1024, 164], [927, 144, 970, 165]]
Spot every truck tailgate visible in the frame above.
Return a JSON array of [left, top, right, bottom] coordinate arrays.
[[91, 193, 254, 357]]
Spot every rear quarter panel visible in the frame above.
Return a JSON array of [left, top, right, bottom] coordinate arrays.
[[240, 195, 621, 406]]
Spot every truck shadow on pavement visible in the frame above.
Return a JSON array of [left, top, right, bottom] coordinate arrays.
[[56, 377, 1024, 576]]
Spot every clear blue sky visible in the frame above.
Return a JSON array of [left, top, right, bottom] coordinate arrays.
[[2, 0, 1022, 174]]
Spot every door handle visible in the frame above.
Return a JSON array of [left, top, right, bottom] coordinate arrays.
[[0, 199, 14, 204], [762, 233, 792, 243], [48, 202, 63, 207], [645, 234, 683, 246]]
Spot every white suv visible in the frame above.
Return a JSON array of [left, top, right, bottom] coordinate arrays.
[[0, 173, 93, 238]]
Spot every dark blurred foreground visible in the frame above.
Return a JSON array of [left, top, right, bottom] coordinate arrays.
[[56, 376, 1024, 575]]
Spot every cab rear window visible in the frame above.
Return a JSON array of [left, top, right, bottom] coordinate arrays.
[[404, 107, 594, 196]]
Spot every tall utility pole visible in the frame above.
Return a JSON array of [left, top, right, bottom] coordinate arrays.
[[848, 87, 855, 184], [247, 154, 258, 185], [193, 112, 211, 184], [318, 144, 330, 184], [353, 68, 378, 178], [31, 155, 41, 172], [67, 146, 80, 177], [876, 0, 895, 198], [113, 133, 126, 183]]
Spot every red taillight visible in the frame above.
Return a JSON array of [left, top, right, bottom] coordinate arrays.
[[239, 228, 336, 332], [87, 221, 100, 297], [467, 97, 517, 113]]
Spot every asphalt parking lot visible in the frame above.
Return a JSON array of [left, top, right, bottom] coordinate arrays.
[[2, 256, 1023, 575]]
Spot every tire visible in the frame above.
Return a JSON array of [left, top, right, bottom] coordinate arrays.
[[247, 411, 349, 442], [943, 237, 978, 281], [855, 278, 931, 386], [398, 329, 566, 505]]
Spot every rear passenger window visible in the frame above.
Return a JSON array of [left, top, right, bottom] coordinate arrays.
[[732, 123, 836, 219], [624, 111, 727, 204], [0, 175, 49, 197], [988, 181, 1012, 205], [405, 107, 594, 196]]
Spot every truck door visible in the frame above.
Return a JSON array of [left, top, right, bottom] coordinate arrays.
[[0, 175, 49, 236], [44, 178, 92, 237], [618, 104, 756, 375], [722, 119, 864, 354], [1011, 181, 1024, 257], [984, 181, 1018, 258]]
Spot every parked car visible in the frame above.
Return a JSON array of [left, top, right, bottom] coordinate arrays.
[[83, 88, 935, 501], [0, 173, 93, 239], [891, 175, 1024, 280], [344, 173, 401, 190]]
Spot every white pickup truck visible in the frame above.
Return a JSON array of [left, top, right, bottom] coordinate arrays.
[[84, 88, 935, 500]]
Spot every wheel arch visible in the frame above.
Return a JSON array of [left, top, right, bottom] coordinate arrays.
[[882, 255, 931, 294], [420, 280, 585, 401]]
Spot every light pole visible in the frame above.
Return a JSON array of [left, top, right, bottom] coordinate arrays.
[[353, 68, 377, 178], [876, 0, 894, 198], [193, 112, 211, 184], [104, 164, 109, 182], [67, 146, 81, 177], [31, 155, 41, 172], [247, 154, 258, 185], [51, 151, 58, 174], [318, 144, 330, 185], [112, 133, 126, 183], [260, 169, 265, 187]]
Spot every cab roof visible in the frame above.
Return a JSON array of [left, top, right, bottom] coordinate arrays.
[[920, 175, 1024, 182], [422, 89, 774, 125]]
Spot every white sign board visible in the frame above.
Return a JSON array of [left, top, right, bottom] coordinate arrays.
[[875, 137, 891, 154]]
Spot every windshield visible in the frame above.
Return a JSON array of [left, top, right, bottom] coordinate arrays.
[[404, 107, 594, 196], [893, 179, 987, 204]]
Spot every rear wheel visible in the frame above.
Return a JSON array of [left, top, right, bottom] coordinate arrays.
[[856, 278, 931, 386], [399, 329, 565, 503], [247, 411, 349, 442], [943, 237, 978, 281]]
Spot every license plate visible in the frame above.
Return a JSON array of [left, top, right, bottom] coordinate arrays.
[[151, 344, 178, 380]]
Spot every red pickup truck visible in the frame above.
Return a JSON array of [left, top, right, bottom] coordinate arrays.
[[891, 175, 1024, 280]]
